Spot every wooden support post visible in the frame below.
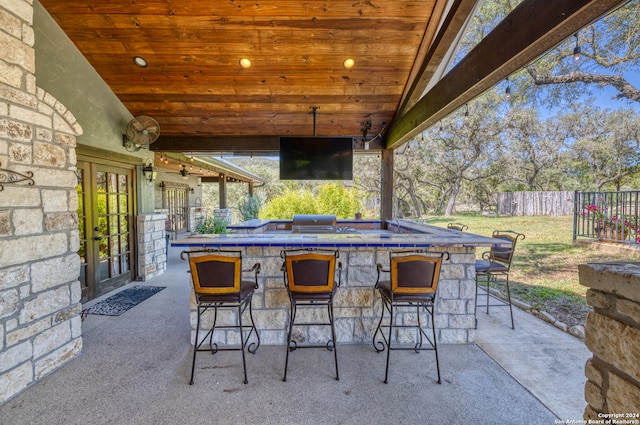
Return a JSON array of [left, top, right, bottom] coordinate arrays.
[[219, 173, 227, 209], [380, 149, 394, 227]]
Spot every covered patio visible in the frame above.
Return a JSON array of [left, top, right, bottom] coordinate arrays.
[[2, 0, 637, 416], [0, 244, 589, 424]]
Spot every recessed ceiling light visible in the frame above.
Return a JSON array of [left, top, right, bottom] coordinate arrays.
[[343, 58, 355, 69], [133, 56, 148, 68], [240, 58, 252, 69]]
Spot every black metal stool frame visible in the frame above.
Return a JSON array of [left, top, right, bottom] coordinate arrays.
[[447, 222, 468, 231], [372, 250, 448, 384], [474, 230, 525, 330], [281, 248, 342, 382], [183, 249, 261, 385]]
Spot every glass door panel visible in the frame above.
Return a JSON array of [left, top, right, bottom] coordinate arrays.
[[77, 161, 135, 301]]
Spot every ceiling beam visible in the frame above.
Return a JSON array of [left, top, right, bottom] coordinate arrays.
[[151, 135, 382, 154], [152, 136, 281, 154], [396, 0, 479, 117], [385, 0, 628, 150]]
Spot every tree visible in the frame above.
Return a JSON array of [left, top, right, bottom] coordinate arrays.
[[561, 104, 640, 190], [352, 154, 382, 217], [407, 97, 505, 216], [453, 0, 640, 106], [501, 107, 570, 191], [525, 0, 640, 105]]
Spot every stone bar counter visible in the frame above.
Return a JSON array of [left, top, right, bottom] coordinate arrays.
[[172, 219, 508, 345]]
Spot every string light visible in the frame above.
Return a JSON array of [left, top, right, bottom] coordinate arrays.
[[573, 33, 581, 61], [505, 78, 511, 100]]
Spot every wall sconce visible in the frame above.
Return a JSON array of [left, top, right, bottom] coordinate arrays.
[[189, 187, 195, 194], [142, 163, 155, 186]]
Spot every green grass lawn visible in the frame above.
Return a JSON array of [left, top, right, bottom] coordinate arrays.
[[425, 214, 637, 327]]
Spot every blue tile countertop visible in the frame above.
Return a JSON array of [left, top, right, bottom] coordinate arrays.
[[172, 220, 508, 249]]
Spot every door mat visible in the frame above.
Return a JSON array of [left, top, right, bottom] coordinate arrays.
[[83, 285, 166, 317]]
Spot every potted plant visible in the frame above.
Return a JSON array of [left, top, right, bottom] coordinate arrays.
[[581, 204, 637, 242]]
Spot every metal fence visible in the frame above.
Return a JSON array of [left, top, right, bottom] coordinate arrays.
[[573, 191, 640, 244]]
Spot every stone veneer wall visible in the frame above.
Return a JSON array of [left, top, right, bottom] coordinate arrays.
[[189, 207, 205, 232], [136, 213, 168, 281], [1, 0, 83, 403], [190, 246, 476, 346], [579, 262, 640, 419], [213, 208, 233, 225]]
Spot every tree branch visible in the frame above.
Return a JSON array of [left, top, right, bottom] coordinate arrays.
[[527, 68, 640, 102]]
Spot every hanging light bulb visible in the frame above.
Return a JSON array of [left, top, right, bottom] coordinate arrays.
[[573, 33, 581, 61], [505, 78, 511, 100], [464, 103, 469, 121], [438, 122, 444, 135]]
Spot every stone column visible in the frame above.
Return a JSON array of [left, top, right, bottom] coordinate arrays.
[[214, 208, 232, 225], [136, 213, 168, 281], [579, 262, 640, 419], [0, 0, 84, 402]]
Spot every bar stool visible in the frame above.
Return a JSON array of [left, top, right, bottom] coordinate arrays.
[[184, 249, 261, 385], [447, 222, 468, 231], [281, 248, 342, 382], [373, 250, 448, 384], [475, 230, 525, 329]]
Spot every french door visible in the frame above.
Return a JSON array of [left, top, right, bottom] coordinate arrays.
[[163, 184, 188, 234], [77, 161, 135, 302]]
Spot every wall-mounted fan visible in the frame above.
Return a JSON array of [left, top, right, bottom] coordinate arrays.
[[123, 116, 160, 151]]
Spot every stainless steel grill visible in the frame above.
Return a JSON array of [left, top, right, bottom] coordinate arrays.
[[291, 214, 337, 234]]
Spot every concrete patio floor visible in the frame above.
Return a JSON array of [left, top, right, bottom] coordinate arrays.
[[0, 245, 590, 425]]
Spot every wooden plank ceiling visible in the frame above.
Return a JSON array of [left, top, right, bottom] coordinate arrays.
[[38, 0, 628, 155], [38, 0, 449, 153]]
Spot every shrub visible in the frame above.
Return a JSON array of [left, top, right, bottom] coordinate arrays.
[[239, 195, 261, 221], [259, 183, 362, 219], [259, 190, 317, 219], [316, 183, 362, 218], [194, 216, 230, 234]]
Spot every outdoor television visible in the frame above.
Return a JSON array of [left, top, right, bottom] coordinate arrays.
[[279, 137, 354, 180]]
